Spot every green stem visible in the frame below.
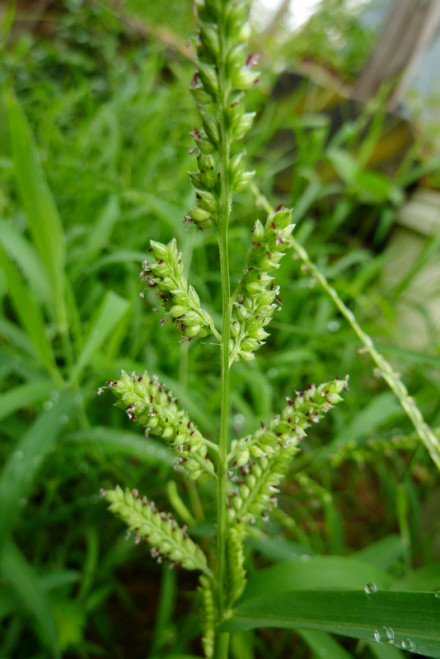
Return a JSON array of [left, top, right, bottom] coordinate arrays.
[[215, 10, 232, 658]]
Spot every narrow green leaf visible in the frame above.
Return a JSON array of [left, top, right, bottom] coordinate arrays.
[[337, 392, 401, 442], [242, 557, 393, 601], [0, 219, 51, 305], [245, 535, 313, 562], [78, 195, 121, 266], [0, 243, 61, 383], [368, 642, 404, 658], [69, 290, 130, 385], [298, 630, 352, 659], [0, 390, 74, 551], [221, 590, 440, 658], [0, 540, 59, 657], [0, 379, 54, 420], [66, 427, 175, 466], [391, 565, 440, 592], [0, 316, 33, 355], [355, 536, 405, 570], [7, 90, 67, 330]]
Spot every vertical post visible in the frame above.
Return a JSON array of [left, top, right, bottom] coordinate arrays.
[[353, 0, 440, 110]]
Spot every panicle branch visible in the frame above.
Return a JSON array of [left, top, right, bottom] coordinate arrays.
[[229, 207, 295, 363], [140, 238, 220, 341], [105, 486, 211, 575], [108, 370, 216, 481], [227, 377, 349, 527]]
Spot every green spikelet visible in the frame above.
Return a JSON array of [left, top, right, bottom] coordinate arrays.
[[225, 527, 246, 605], [199, 575, 216, 658], [229, 377, 348, 464], [107, 370, 215, 481], [229, 208, 295, 363], [228, 377, 349, 527], [140, 238, 218, 341], [105, 486, 211, 575]]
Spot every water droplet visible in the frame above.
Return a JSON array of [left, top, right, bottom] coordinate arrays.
[[267, 368, 278, 379], [233, 413, 245, 428], [59, 415, 69, 425], [44, 400, 53, 410], [373, 626, 394, 644], [50, 391, 59, 403], [13, 450, 24, 461], [435, 590, 440, 599], [401, 639, 415, 651], [365, 582, 378, 594]]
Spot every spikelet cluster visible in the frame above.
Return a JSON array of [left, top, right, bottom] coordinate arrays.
[[229, 377, 348, 465], [105, 486, 210, 574], [225, 527, 246, 605], [107, 370, 215, 481], [229, 207, 294, 362], [186, 0, 258, 229], [227, 377, 348, 526], [140, 239, 217, 341]]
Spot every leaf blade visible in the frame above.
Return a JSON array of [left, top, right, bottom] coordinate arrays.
[[0, 390, 74, 550], [0, 540, 59, 658], [69, 290, 130, 385], [7, 90, 67, 330], [221, 590, 440, 658]]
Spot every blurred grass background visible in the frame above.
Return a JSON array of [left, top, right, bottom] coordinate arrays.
[[0, 0, 440, 657]]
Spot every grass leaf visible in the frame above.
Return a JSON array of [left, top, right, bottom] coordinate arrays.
[[242, 557, 393, 601], [0, 243, 61, 383], [0, 379, 54, 421], [69, 290, 130, 385], [0, 219, 52, 306], [66, 426, 175, 466], [0, 540, 59, 658], [0, 390, 74, 551], [7, 90, 67, 331], [298, 630, 352, 659], [221, 590, 440, 658]]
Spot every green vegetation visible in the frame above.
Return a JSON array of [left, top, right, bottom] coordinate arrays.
[[1, 1, 440, 657]]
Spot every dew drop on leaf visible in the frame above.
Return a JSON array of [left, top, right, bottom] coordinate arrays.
[[364, 582, 378, 594], [401, 639, 415, 651], [373, 626, 394, 644]]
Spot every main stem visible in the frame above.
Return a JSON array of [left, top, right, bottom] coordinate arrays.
[[215, 11, 232, 658]]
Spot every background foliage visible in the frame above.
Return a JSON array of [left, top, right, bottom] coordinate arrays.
[[0, 0, 439, 657]]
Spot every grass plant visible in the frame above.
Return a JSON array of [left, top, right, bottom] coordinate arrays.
[[1, 1, 440, 657]]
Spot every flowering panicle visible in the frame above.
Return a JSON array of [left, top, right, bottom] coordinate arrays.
[[186, 0, 259, 229], [229, 207, 295, 363], [140, 238, 219, 341], [108, 370, 215, 481], [227, 377, 348, 527], [105, 486, 210, 574], [102, 0, 351, 652], [229, 377, 348, 466]]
